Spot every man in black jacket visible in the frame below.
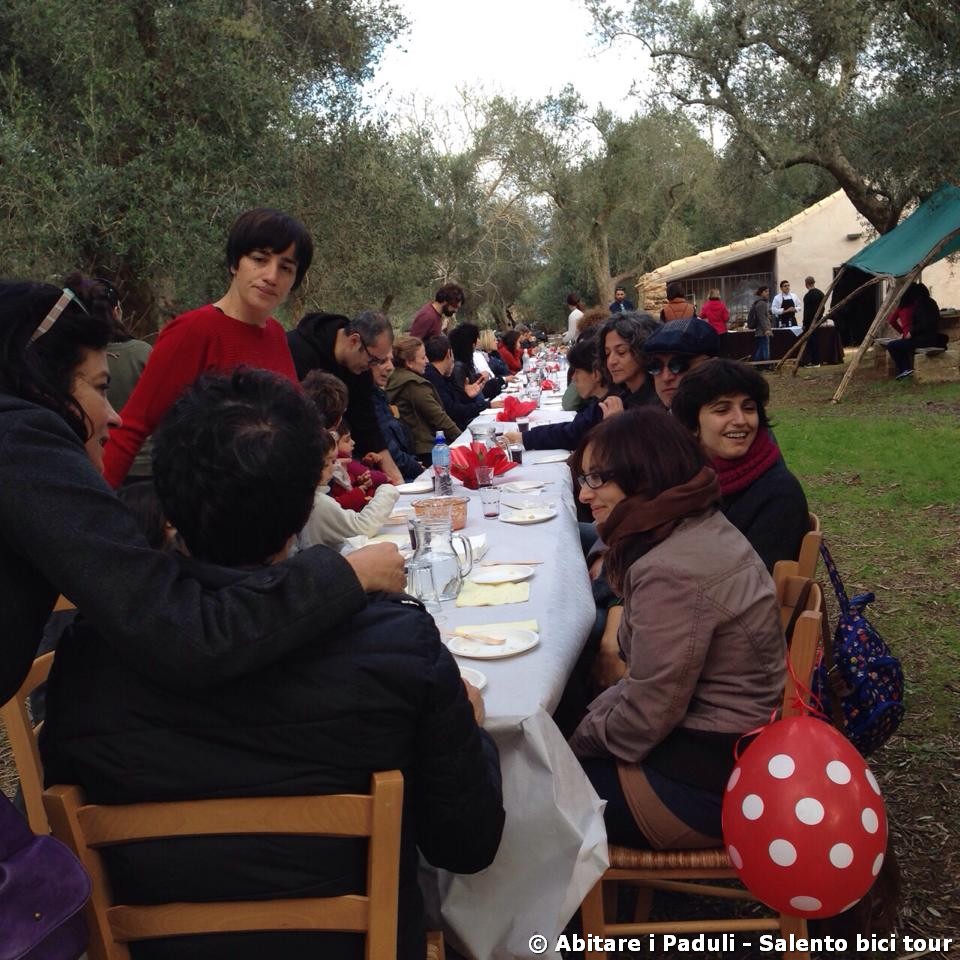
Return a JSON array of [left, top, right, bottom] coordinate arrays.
[[41, 369, 504, 960], [287, 309, 404, 482], [422, 334, 489, 429]]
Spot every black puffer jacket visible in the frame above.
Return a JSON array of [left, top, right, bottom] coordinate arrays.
[[41, 567, 505, 960], [0, 395, 366, 704]]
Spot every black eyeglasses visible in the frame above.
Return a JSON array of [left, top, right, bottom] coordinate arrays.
[[576, 469, 617, 490], [645, 356, 691, 376], [362, 342, 391, 367]]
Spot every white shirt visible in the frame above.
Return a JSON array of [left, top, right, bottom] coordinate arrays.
[[473, 349, 494, 378], [771, 292, 801, 322], [566, 308, 584, 342]]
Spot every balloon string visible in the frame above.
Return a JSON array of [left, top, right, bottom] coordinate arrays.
[[786, 646, 831, 722], [731, 647, 830, 763]]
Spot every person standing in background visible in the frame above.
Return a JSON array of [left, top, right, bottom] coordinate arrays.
[[801, 276, 824, 366], [771, 279, 800, 328], [410, 283, 464, 340], [103, 207, 312, 488], [659, 282, 695, 322], [565, 292, 586, 342], [748, 286, 773, 369], [609, 285, 635, 314], [698, 288, 729, 336]]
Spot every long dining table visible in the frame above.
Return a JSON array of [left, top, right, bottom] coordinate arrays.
[[390, 394, 608, 960]]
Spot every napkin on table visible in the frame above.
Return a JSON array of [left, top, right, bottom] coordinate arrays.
[[455, 581, 531, 607], [455, 619, 539, 635]]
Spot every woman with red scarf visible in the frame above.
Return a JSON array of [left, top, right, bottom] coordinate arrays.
[[672, 358, 809, 572], [569, 410, 784, 848]]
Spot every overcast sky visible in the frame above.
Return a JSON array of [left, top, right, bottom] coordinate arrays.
[[365, 0, 651, 130]]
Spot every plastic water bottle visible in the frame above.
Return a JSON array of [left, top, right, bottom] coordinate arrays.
[[431, 431, 453, 496]]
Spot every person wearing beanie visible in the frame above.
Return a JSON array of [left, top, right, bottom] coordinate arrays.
[[640, 317, 721, 409]]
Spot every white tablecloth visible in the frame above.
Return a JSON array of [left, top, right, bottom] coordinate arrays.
[[408, 400, 608, 959]]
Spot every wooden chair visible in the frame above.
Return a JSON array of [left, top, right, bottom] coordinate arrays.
[[579, 586, 823, 960], [775, 514, 823, 582], [0, 650, 55, 833], [0, 596, 75, 833], [774, 564, 823, 635], [44, 771, 408, 960]]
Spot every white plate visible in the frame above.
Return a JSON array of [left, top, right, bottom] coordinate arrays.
[[395, 479, 433, 495], [448, 628, 539, 660], [459, 666, 487, 691], [499, 508, 557, 525], [501, 480, 545, 494], [531, 452, 569, 464], [470, 564, 536, 585]]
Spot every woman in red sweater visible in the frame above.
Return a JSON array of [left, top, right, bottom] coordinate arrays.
[[103, 208, 313, 487]]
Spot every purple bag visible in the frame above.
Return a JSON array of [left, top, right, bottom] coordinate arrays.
[[0, 795, 90, 960]]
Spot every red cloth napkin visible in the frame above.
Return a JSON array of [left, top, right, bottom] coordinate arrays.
[[496, 396, 537, 422], [449, 443, 517, 488], [540, 379, 556, 391]]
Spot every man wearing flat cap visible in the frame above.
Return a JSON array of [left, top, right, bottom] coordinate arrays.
[[640, 317, 721, 409]]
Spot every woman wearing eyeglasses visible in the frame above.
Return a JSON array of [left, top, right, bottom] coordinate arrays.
[[672, 359, 810, 572], [386, 336, 462, 459], [568, 409, 784, 849]]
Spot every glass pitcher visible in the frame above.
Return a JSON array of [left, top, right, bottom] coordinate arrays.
[[408, 519, 473, 602]]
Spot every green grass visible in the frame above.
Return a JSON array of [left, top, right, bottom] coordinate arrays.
[[771, 377, 960, 730]]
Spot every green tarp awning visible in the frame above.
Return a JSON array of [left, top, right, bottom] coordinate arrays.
[[845, 182, 960, 278]]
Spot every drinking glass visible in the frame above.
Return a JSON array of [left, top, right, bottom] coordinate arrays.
[[475, 465, 494, 487], [480, 486, 501, 518]]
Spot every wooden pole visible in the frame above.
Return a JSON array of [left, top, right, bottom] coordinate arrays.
[[830, 275, 911, 403], [831, 224, 960, 403], [773, 270, 884, 373]]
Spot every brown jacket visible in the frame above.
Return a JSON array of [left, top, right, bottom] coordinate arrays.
[[386, 366, 461, 457], [570, 510, 784, 764], [660, 299, 695, 322]]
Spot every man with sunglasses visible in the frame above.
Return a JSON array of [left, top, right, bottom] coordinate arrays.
[[640, 317, 720, 409], [288, 309, 404, 483]]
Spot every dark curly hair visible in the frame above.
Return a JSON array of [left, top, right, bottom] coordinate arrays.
[[596, 311, 661, 383], [152, 368, 324, 566], [0, 280, 114, 442]]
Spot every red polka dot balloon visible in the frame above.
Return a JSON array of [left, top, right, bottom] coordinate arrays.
[[721, 715, 887, 919]]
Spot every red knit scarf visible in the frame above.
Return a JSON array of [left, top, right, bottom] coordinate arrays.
[[711, 427, 781, 496], [597, 466, 721, 595]]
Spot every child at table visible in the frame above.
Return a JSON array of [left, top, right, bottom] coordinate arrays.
[[299, 429, 399, 551], [330, 420, 390, 511]]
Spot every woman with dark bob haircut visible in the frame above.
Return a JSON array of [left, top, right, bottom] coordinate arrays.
[[672, 358, 809, 572], [103, 207, 313, 487], [568, 408, 784, 849], [0, 280, 400, 710]]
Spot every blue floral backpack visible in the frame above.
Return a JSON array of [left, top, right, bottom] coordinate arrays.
[[812, 541, 905, 756]]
